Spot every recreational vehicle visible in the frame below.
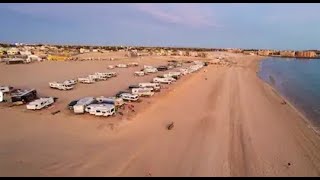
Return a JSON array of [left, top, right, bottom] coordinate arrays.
[[119, 93, 139, 102], [78, 77, 95, 84], [144, 67, 158, 74], [153, 77, 172, 84], [73, 97, 97, 114], [63, 79, 77, 85], [26, 97, 55, 110], [0, 86, 13, 93], [96, 96, 124, 107], [49, 82, 74, 90], [131, 88, 155, 97], [85, 104, 116, 117], [134, 71, 145, 76], [117, 64, 127, 68], [138, 83, 161, 91]]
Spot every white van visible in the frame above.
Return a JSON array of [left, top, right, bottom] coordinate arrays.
[[138, 83, 161, 91], [119, 93, 139, 102], [131, 88, 154, 97], [73, 97, 96, 114], [86, 104, 116, 117], [26, 97, 55, 110]]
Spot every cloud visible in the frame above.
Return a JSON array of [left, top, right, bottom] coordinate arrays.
[[133, 3, 219, 28]]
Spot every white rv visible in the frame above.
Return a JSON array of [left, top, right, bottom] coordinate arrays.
[[144, 67, 158, 74], [85, 104, 116, 117], [134, 71, 145, 76], [117, 64, 127, 68], [106, 72, 117, 77], [0, 86, 12, 93], [162, 74, 177, 81], [78, 77, 95, 84], [49, 82, 74, 90], [108, 65, 115, 69], [73, 97, 96, 114], [0, 91, 3, 102], [96, 96, 124, 107], [138, 83, 161, 91], [153, 77, 172, 84], [119, 93, 139, 102], [131, 88, 154, 97], [88, 74, 100, 81], [26, 97, 55, 110], [63, 79, 77, 85]]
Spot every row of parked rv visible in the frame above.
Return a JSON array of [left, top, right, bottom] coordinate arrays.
[[0, 61, 206, 118], [134, 62, 183, 77], [108, 62, 139, 69], [63, 61, 206, 118]]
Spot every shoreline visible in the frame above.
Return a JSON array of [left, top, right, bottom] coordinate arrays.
[[255, 57, 320, 137]]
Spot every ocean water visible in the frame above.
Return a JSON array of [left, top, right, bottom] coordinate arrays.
[[259, 57, 320, 127]]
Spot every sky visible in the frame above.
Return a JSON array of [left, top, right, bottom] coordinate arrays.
[[0, 3, 319, 50]]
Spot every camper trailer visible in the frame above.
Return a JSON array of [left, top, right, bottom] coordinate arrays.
[[119, 93, 139, 102], [131, 88, 155, 97], [49, 82, 74, 90], [78, 77, 95, 84], [153, 77, 172, 84], [26, 97, 55, 110], [10, 89, 37, 104], [134, 71, 145, 76], [85, 104, 116, 117], [73, 97, 97, 114], [138, 83, 161, 91], [96, 96, 124, 107], [144, 67, 158, 74], [117, 64, 127, 68], [108, 65, 115, 69]]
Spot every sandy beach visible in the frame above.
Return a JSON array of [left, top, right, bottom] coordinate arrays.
[[0, 52, 320, 176]]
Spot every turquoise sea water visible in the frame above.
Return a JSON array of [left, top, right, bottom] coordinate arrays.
[[259, 57, 320, 127]]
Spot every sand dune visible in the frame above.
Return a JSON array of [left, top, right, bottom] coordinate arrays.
[[0, 53, 319, 176]]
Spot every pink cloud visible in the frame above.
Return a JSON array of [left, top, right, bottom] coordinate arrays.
[[133, 3, 220, 28]]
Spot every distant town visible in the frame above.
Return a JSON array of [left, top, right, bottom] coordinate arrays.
[[0, 42, 319, 64]]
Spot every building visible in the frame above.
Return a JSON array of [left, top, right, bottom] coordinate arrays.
[[295, 51, 317, 58], [280, 51, 296, 57]]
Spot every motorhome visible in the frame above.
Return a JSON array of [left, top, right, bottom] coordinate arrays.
[[96, 96, 124, 107], [73, 97, 97, 114], [63, 79, 77, 86], [78, 77, 95, 84], [26, 97, 55, 110], [161, 75, 177, 81], [138, 83, 161, 91], [134, 71, 145, 76], [117, 64, 127, 68], [106, 72, 117, 77], [49, 82, 74, 90], [119, 93, 139, 102], [131, 88, 155, 97], [153, 77, 172, 84], [85, 104, 116, 117], [88, 74, 100, 81]]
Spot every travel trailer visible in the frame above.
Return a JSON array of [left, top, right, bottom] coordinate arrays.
[[78, 77, 95, 84], [26, 97, 55, 110], [134, 71, 145, 76], [144, 67, 158, 74], [153, 77, 172, 84], [138, 83, 161, 91], [117, 64, 127, 68], [96, 96, 124, 107], [10, 89, 37, 103], [68, 99, 79, 110], [73, 97, 97, 114], [119, 93, 139, 102], [162, 74, 178, 81], [131, 88, 155, 97], [49, 82, 74, 90], [108, 65, 115, 69], [85, 104, 116, 117]]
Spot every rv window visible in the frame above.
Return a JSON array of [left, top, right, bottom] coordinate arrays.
[[96, 110, 101, 113]]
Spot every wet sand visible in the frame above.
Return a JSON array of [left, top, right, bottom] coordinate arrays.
[[0, 53, 319, 176]]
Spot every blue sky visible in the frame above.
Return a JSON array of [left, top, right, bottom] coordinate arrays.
[[0, 3, 319, 50]]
